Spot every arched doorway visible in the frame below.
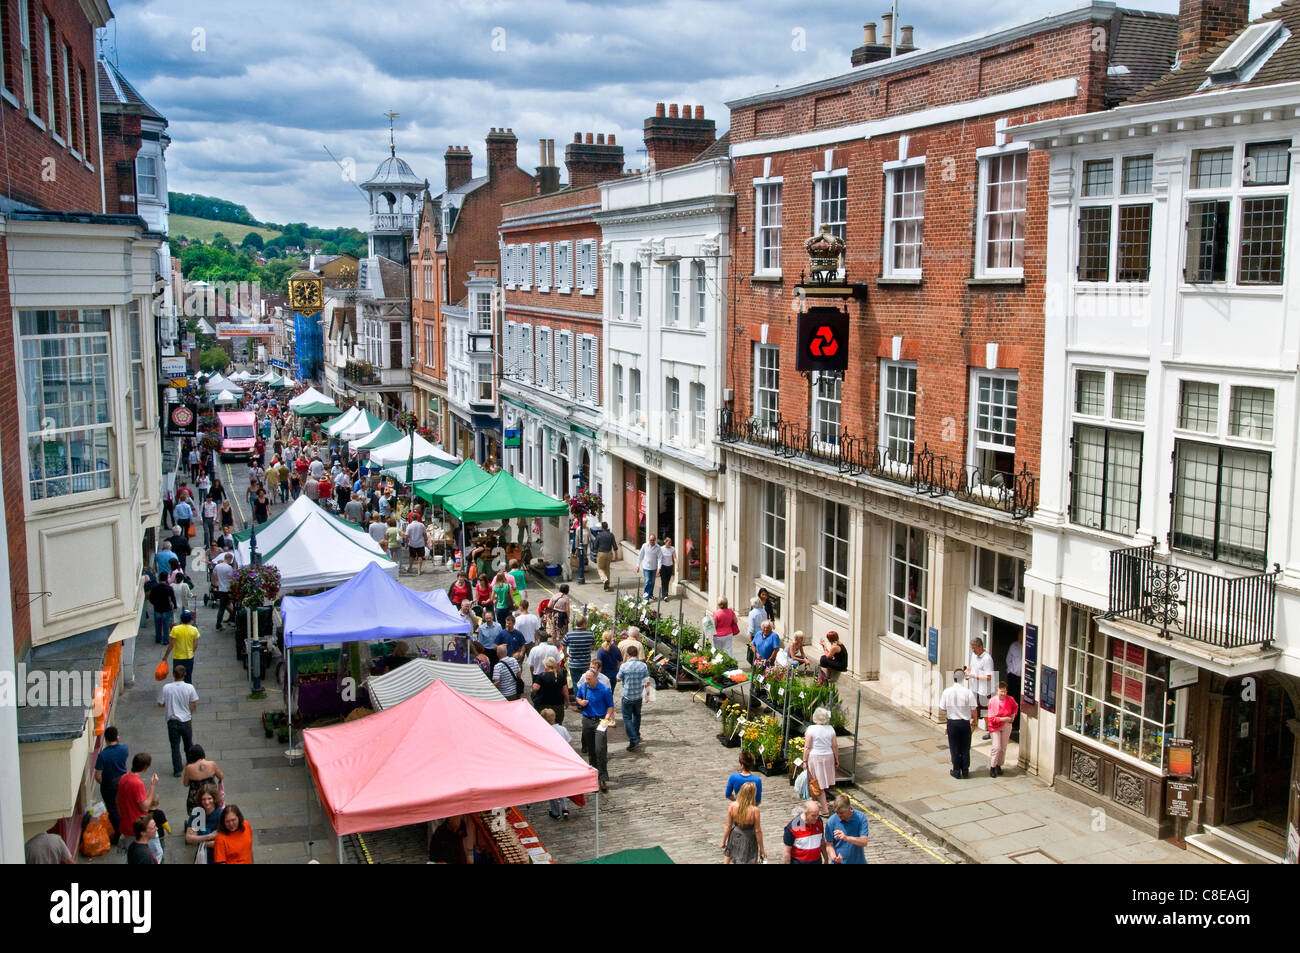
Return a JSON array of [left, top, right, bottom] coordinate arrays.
[[557, 438, 570, 498], [580, 447, 592, 492]]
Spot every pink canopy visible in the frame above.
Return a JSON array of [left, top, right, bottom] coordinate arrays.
[[303, 680, 598, 835]]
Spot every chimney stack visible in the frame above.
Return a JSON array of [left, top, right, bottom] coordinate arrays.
[[565, 132, 625, 187], [1177, 0, 1250, 66], [444, 145, 472, 191], [536, 138, 560, 195], [900, 25, 914, 48], [643, 102, 717, 172], [485, 127, 518, 179], [852, 19, 917, 65]]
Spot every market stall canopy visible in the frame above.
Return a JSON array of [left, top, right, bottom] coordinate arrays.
[[578, 846, 674, 864], [267, 374, 290, 389], [366, 658, 503, 710], [442, 469, 569, 522], [337, 409, 384, 442], [417, 588, 463, 617], [289, 386, 332, 410], [303, 680, 598, 835], [258, 371, 279, 383], [348, 420, 403, 452], [213, 389, 240, 406], [413, 459, 491, 507], [235, 496, 395, 591], [379, 457, 457, 485], [228, 371, 251, 382], [325, 406, 378, 440], [367, 432, 459, 469], [280, 562, 470, 647], [295, 400, 343, 418], [204, 373, 241, 394]]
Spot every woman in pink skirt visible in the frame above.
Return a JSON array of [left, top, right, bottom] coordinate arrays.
[[804, 707, 839, 816]]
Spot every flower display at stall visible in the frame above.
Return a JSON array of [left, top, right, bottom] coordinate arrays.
[[740, 715, 785, 767], [229, 564, 282, 609], [720, 700, 746, 740]]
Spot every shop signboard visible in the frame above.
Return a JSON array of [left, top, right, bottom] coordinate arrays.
[[795, 307, 849, 373], [504, 428, 521, 449], [215, 323, 275, 338], [166, 401, 198, 437], [160, 355, 189, 386], [1166, 780, 1195, 819], [927, 626, 938, 664], [1169, 659, 1199, 691], [1039, 666, 1057, 713], [1022, 623, 1038, 708], [1166, 738, 1194, 778]]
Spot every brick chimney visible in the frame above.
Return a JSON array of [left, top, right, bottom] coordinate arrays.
[[485, 127, 518, 178], [536, 138, 561, 195], [643, 102, 717, 172], [851, 19, 917, 66], [445, 146, 472, 191], [1178, 0, 1250, 66], [564, 132, 624, 187]]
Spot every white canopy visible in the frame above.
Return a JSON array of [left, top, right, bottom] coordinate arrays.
[[289, 386, 332, 410], [235, 496, 397, 591], [228, 371, 252, 382], [213, 389, 240, 405], [204, 373, 241, 394], [324, 406, 363, 437], [367, 432, 460, 468]]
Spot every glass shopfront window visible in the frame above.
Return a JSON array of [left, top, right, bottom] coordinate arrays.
[[1063, 606, 1175, 770], [683, 490, 708, 591], [622, 464, 646, 547]]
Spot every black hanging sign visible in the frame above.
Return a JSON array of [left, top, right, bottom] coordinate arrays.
[[795, 306, 849, 373]]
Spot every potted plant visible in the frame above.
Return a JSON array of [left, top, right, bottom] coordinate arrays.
[[229, 564, 280, 667], [568, 488, 603, 521], [717, 700, 745, 747]]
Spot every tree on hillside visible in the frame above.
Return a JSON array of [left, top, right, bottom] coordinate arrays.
[[211, 232, 234, 253], [241, 231, 264, 250], [199, 346, 229, 372]]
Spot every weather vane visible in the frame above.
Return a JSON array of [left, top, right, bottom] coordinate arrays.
[[385, 110, 399, 157]]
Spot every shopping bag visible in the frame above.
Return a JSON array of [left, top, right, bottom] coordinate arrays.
[[80, 813, 113, 857], [186, 523, 196, 538], [154, 660, 170, 681]]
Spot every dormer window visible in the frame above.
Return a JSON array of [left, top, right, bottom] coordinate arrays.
[[1202, 19, 1288, 86]]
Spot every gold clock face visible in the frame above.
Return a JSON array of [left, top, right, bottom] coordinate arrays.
[[289, 278, 323, 313]]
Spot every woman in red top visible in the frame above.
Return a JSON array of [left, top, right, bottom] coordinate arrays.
[[448, 572, 471, 607], [712, 597, 739, 656], [213, 804, 254, 864], [987, 680, 1019, 777], [474, 576, 494, 610]]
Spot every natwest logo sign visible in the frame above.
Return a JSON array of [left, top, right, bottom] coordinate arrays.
[[795, 307, 849, 372]]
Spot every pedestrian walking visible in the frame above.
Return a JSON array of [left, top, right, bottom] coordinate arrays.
[[658, 536, 676, 598], [201, 496, 217, 548], [514, 599, 541, 644], [94, 726, 129, 846], [219, 499, 235, 535], [987, 681, 1019, 777], [592, 521, 616, 590], [562, 615, 596, 689], [824, 794, 869, 864], [184, 784, 222, 863], [158, 665, 199, 777], [617, 644, 648, 750], [162, 610, 200, 683], [721, 781, 764, 864], [782, 801, 829, 864], [575, 668, 613, 792], [746, 597, 765, 665], [939, 669, 978, 779], [173, 497, 194, 539], [147, 575, 177, 645], [181, 744, 225, 813], [966, 637, 995, 739], [491, 644, 525, 701], [804, 707, 839, 816], [725, 751, 763, 803], [127, 816, 159, 865], [637, 535, 661, 600], [212, 554, 235, 630], [115, 753, 159, 843], [549, 584, 572, 637], [531, 656, 568, 724], [253, 488, 269, 525], [213, 805, 254, 864], [492, 571, 513, 627]]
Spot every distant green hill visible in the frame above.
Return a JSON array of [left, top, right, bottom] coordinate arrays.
[[170, 214, 282, 244]]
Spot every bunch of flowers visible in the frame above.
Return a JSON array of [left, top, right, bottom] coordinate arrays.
[[228, 564, 282, 609], [720, 700, 746, 739], [785, 736, 805, 764], [568, 488, 603, 519], [396, 410, 419, 431], [740, 715, 785, 765]]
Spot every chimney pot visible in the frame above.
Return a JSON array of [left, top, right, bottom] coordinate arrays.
[[900, 25, 914, 48], [597, 133, 605, 144], [683, 104, 692, 118], [694, 106, 704, 120], [864, 21, 877, 45], [669, 104, 679, 118], [609, 133, 616, 145], [585, 132, 594, 144], [881, 11, 894, 46], [655, 102, 666, 117]]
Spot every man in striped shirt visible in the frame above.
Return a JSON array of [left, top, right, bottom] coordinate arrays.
[[563, 615, 596, 688], [782, 801, 829, 865], [616, 645, 649, 751]]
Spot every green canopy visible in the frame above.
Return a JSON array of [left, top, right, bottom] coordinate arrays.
[[412, 459, 491, 506], [295, 400, 342, 418], [325, 406, 382, 439], [380, 456, 457, 485], [441, 468, 569, 522], [351, 421, 403, 451], [577, 846, 673, 865], [267, 374, 290, 389]]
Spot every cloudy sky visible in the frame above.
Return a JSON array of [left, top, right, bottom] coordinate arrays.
[[108, 0, 1281, 230]]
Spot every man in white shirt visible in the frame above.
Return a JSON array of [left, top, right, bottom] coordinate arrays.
[[938, 670, 977, 779], [527, 633, 561, 677], [637, 535, 661, 600], [514, 600, 541, 645], [212, 553, 236, 631], [966, 637, 996, 739], [309, 456, 325, 480], [158, 665, 199, 777], [1005, 639, 1023, 735]]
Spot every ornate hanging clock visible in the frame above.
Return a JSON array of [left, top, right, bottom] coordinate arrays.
[[287, 271, 325, 316]]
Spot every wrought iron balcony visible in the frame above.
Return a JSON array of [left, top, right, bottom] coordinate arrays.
[[717, 409, 1037, 518], [343, 359, 380, 386], [1106, 543, 1280, 648]]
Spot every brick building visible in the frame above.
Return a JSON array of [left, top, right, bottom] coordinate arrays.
[[415, 129, 535, 463], [1012, 0, 1300, 848], [594, 105, 732, 601], [717, 2, 1177, 751], [499, 134, 623, 552], [0, 0, 166, 858]]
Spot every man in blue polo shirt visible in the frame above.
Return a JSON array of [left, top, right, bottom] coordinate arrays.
[[751, 620, 781, 668], [478, 613, 504, 650], [824, 794, 869, 864], [575, 667, 613, 792]]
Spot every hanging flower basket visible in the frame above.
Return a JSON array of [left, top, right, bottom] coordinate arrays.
[[568, 488, 603, 520], [229, 564, 281, 610]]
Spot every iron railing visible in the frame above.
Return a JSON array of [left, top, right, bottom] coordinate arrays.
[[717, 409, 1037, 518], [1107, 542, 1280, 648]]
